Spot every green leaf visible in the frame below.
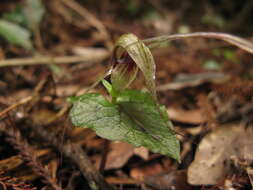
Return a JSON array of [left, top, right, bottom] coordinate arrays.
[[3, 0, 45, 32], [112, 33, 157, 100], [102, 79, 113, 95], [23, 0, 45, 31], [3, 6, 26, 24], [116, 90, 179, 159], [0, 19, 33, 50], [70, 91, 180, 161]]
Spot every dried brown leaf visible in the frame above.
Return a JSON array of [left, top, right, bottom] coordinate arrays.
[[188, 124, 253, 185]]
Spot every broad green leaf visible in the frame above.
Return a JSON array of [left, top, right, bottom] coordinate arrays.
[[23, 0, 45, 31], [112, 34, 157, 100], [0, 19, 33, 50], [116, 90, 179, 160], [70, 91, 180, 161]]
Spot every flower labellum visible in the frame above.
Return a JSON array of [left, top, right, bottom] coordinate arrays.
[[110, 33, 157, 100], [110, 51, 138, 93]]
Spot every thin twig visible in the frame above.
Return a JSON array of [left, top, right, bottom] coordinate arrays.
[[143, 32, 253, 55], [0, 96, 32, 119], [0, 50, 109, 67], [28, 122, 115, 190]]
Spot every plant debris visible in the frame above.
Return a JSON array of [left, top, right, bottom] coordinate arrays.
[[1, 1, 253, 190]]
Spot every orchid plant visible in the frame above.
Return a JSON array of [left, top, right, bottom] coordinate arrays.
[[69, 32, 253, 161]]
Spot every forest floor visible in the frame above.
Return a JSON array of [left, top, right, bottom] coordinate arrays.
[[0, 0, 253, 190]]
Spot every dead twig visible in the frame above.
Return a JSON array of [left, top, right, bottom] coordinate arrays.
[[144, 32, 253, 55], [28, 122, 115, 190], [0, 50, 109, 67], [0, 96, 32, 119]]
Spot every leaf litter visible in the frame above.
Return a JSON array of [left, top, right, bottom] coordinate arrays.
[[1, 1, 253, 190], [188, 124, 253, 185]]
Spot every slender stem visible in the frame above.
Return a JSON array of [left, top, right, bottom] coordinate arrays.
[[0, 51, 109, 67], [111, 96, 117, 105], [143, 32, 253, 55]]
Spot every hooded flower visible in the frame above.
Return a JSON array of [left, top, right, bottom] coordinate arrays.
[[110, 33, 157, 100], [110, 51, 138, 93]]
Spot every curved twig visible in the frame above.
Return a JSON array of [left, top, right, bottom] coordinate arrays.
[[143, 32, 253, 55]]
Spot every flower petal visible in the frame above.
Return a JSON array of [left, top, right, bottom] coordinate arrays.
[[112, 33, 157, 100]]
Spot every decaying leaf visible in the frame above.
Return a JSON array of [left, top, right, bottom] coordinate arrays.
[[134, 146, 149, 160], [130, 162, 164, 181], [105, 142, 135, 170], [144, 170, 193, 190], [188, 124, 253, 185], [157, 72, 230, 91], [105, 142, 149, 170], [167, 107, 206, 125]]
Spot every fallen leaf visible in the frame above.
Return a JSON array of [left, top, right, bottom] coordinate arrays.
[[167, 107, 206, 124], [130, 163, 164, 181], [134, 147, 149, 160], [157, 72, 230, 91], [188, 124, 253, 185], [144, 170, 194, 190], [105, 143, 149, 170], [105, 142, 134, 170]]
